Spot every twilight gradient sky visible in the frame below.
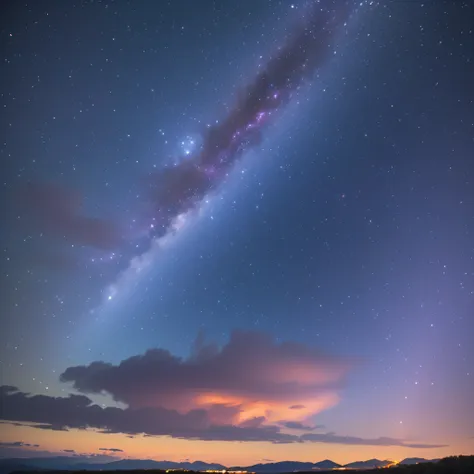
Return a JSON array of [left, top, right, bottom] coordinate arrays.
[[1, 0, 474, 466]]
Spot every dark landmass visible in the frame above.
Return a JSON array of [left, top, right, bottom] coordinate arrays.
[[281, 456, 474, 474], [1, 456, 473, 474], [398, 460, 440, 466], [343, 460, 392, 470], [230, 461, 341, 473]]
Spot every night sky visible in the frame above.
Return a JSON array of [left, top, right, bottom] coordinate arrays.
[[1, 0, 474, 466]]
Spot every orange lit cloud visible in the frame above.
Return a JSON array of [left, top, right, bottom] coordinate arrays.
[[195, 392, 340, 426], [59, 331, 350, 427]]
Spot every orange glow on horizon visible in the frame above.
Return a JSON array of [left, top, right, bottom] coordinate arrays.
[[1, 423, 472, 467]]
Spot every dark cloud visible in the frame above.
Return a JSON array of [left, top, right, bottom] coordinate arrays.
[[281, 421, 324, 431], [17, 182, 122, 250], [0, 421, 27, 427], [99, 448, 124, 453], [144, 1, 352, 232], [0, 385, 211, 438], [300, 433, 447, 449], [183, 424, 298, 443], [0, 385, 295, 443], [0, 442, 117, 462], [239, 417, 267, 429], [35, 423, 68, 431], [0, 441, 40, 448], [289, 404, 306, 410]]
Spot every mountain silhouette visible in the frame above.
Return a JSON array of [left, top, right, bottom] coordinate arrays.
[[399, 458, 439, 465], [0, 455, 450, 474], [313, 460, 341, 469], [342, 458, 392, 469], [231, 462, 315, 473]]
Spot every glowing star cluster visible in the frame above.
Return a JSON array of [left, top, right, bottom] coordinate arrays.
[[180, 136, 197, 157]]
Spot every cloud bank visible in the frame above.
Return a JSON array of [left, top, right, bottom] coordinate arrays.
[[0, 385, 445, 448], [0, 332, 446, 448]]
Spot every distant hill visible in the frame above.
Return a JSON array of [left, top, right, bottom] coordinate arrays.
[[313, 460, 341, 470], [230, 460, 343, 472], [399, 458, 434, 465], [185, 462, 227, 471], [343, 458, 392, 469], [241, 461, 314, 473], [231, 462, 315, 473], [0, 458, 89, 473], [96, 460, 161, 470], [0, 462, 46, 474]]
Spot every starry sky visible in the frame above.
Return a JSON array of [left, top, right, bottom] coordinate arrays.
[[1, 0, 474, 466]]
